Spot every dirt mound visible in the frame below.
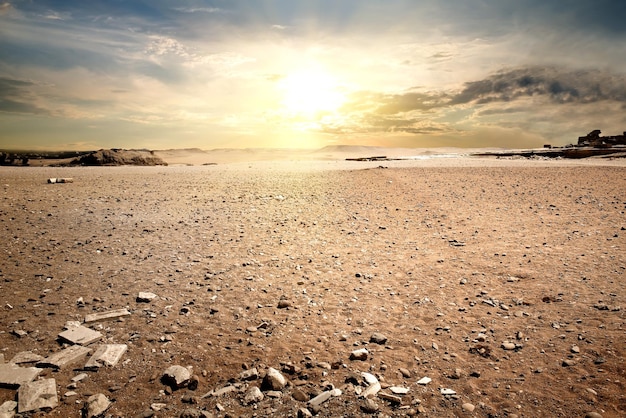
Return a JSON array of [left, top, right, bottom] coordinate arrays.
[[68, 149, 167, 166]]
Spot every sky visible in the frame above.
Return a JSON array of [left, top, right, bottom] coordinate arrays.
[[1, 0, 625, 150]]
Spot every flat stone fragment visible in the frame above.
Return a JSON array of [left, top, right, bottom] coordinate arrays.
[[84, 308, 131, 323], [137, 292, 157, 303], [360, 382, 381, 398], [440, 388, 456, 396], [84, 344, 127, 370], [308, 390, 332, 406], [58, 325, 103, 346], [37, 345, 91, 369], [0, 400, 17, 418], [0, 363, 42, 388], [10, 351, 44, 365], [377, 392, 402, 404], [417, 377, 432, 385], [17, 378, 58, 413], [389, 386, 409, 395], [84, 393, 111, 418]]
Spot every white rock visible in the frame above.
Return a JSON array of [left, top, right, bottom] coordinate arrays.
[[263, 367, 286, 390], [162, 365, 191, 388], [84, 394, 111, 418], [361, 372, 378, 385], [360, 382, 381, 398], [417, 377, 432, 385], [244, 386, 264, 404], [137, 292, 157, 302], [350, 348, 368, 361], [440, 388, 456, 396], [389, 386, 409, 394]]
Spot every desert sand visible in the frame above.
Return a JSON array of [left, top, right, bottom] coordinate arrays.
[[0, 151, 624, 417]]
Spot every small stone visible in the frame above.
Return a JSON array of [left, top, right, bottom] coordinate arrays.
[[72, 373, 88, 383], [308, 390, 332, 406], [390, 386, 409, 395], [17, 378, 58, 413], [137, 292, 157, 302], [292, 387, 308, 401], [361, 398, 379, 413], [586, 388, 598, 396], [277, 300, 292, 309], [244, 386, 264, 404], [417, 377, 432, 385], [350, 348, 368, 361], [462, 402, 475, 412], [399, 368, 411, 378], [362, 372, 378, 385], [562, 359, 576, 367], [571, 345, 580, 354], [150, 403, 167, 411], [370, 333, 388, 345], [84, 308, 131, 323], [239, 368, 259, 381], [263, 367, 286, 391], [440, 388, 456, 396], [162, 365, 191, 389], [377, 392, 402, 404], [360, 382, 381, 398], [502, 342, 516, 350], [585, 412, 603, 418]]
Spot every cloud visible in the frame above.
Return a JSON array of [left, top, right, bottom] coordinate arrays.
[[452, 67, 626, 105], [0, 2, 12, 14], [0, 77, 48, 115]]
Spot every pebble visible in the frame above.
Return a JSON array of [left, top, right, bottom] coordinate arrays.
[[585, 413, 603, 418], [462, 402, 475, 412], [562, 359, 576, 367], [571, 345, 580, 353], [399, 368, 411, 378], [137, 292, 157, 303]]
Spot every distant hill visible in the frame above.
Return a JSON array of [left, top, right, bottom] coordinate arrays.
[[67, 149, 167, 166]]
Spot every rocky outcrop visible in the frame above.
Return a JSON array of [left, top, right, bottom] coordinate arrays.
[[68, 149, 167, 166]]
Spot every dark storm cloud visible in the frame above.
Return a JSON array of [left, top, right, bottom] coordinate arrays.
[[452, 67, 626, 105]]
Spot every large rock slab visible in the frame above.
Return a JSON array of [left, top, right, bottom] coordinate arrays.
[[10, 351, 43, 365], [84, 344, 127, 370], [17, 378, 58, 413], [58, 325, 102, 346], [0, 363, 42, 388], [0, 400, 17, 418], [84, 308, 130, 323], [37, 345, 91, 369]]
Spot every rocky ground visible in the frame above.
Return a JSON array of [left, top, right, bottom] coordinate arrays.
[[0, 160, 624, 417]]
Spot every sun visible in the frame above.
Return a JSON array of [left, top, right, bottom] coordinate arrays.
[[279, 70, 346, 116]]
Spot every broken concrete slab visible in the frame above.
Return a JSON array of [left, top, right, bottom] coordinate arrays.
[[10, 351, 44, 365], [84, 308, 131, 323], [37, 345, 91, 369], [17, 378, 58, 413], [58, 325, 102, 346], [0, 363, 43, 388], [84, 344, 127, 370], [84, 393, 111, 418], [0, 400, 17, 418]]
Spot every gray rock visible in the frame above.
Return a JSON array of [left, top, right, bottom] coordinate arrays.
[[17, 378, 58, 413], [84, 344, 127, 370], [179, 409, 213, 418], [377, 392, 402, 404], [308, 390, 332, 406], [163, 365, 191, 388], [244, 386, 264, 404], [297, 407, 313, 418], [416, 376, 431, 385], [58, 325, 102, 345], [84, 393, 111, 418], [239, 368, 259, 381], [263, 367, 286, 391], [370, 333, 388, 345], [0, 363, 42, 388]]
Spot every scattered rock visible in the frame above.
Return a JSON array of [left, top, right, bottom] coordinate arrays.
[[10, 351, 43, 365], [84, 344, 128, 370], [502, 342, 516, 350], [417, 377, 432, 385], [585, 412, 603, 418], [84, 393, 111, 418], [0, 401, 17, 418], [350, 348, 368, 361], [137, 292, 157, 303], [370, 333, 388, 345], [37, 345, 91, 369], [84, 309, 131, 323], [360, 382, 381, 398], [244, 386, 264, 404], [58, 325, 102, 345], [162, 365, 191, 389], [462, 402, 475, 412], [361, 398, 379, 413], [0, 363, 42, 388], [263, 367, 286, 391]]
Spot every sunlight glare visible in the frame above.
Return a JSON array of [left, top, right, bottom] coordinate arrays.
[[279, 70, 346, 116]]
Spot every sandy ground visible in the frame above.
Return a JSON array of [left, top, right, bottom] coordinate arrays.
[[0, 153, 624, 417]]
